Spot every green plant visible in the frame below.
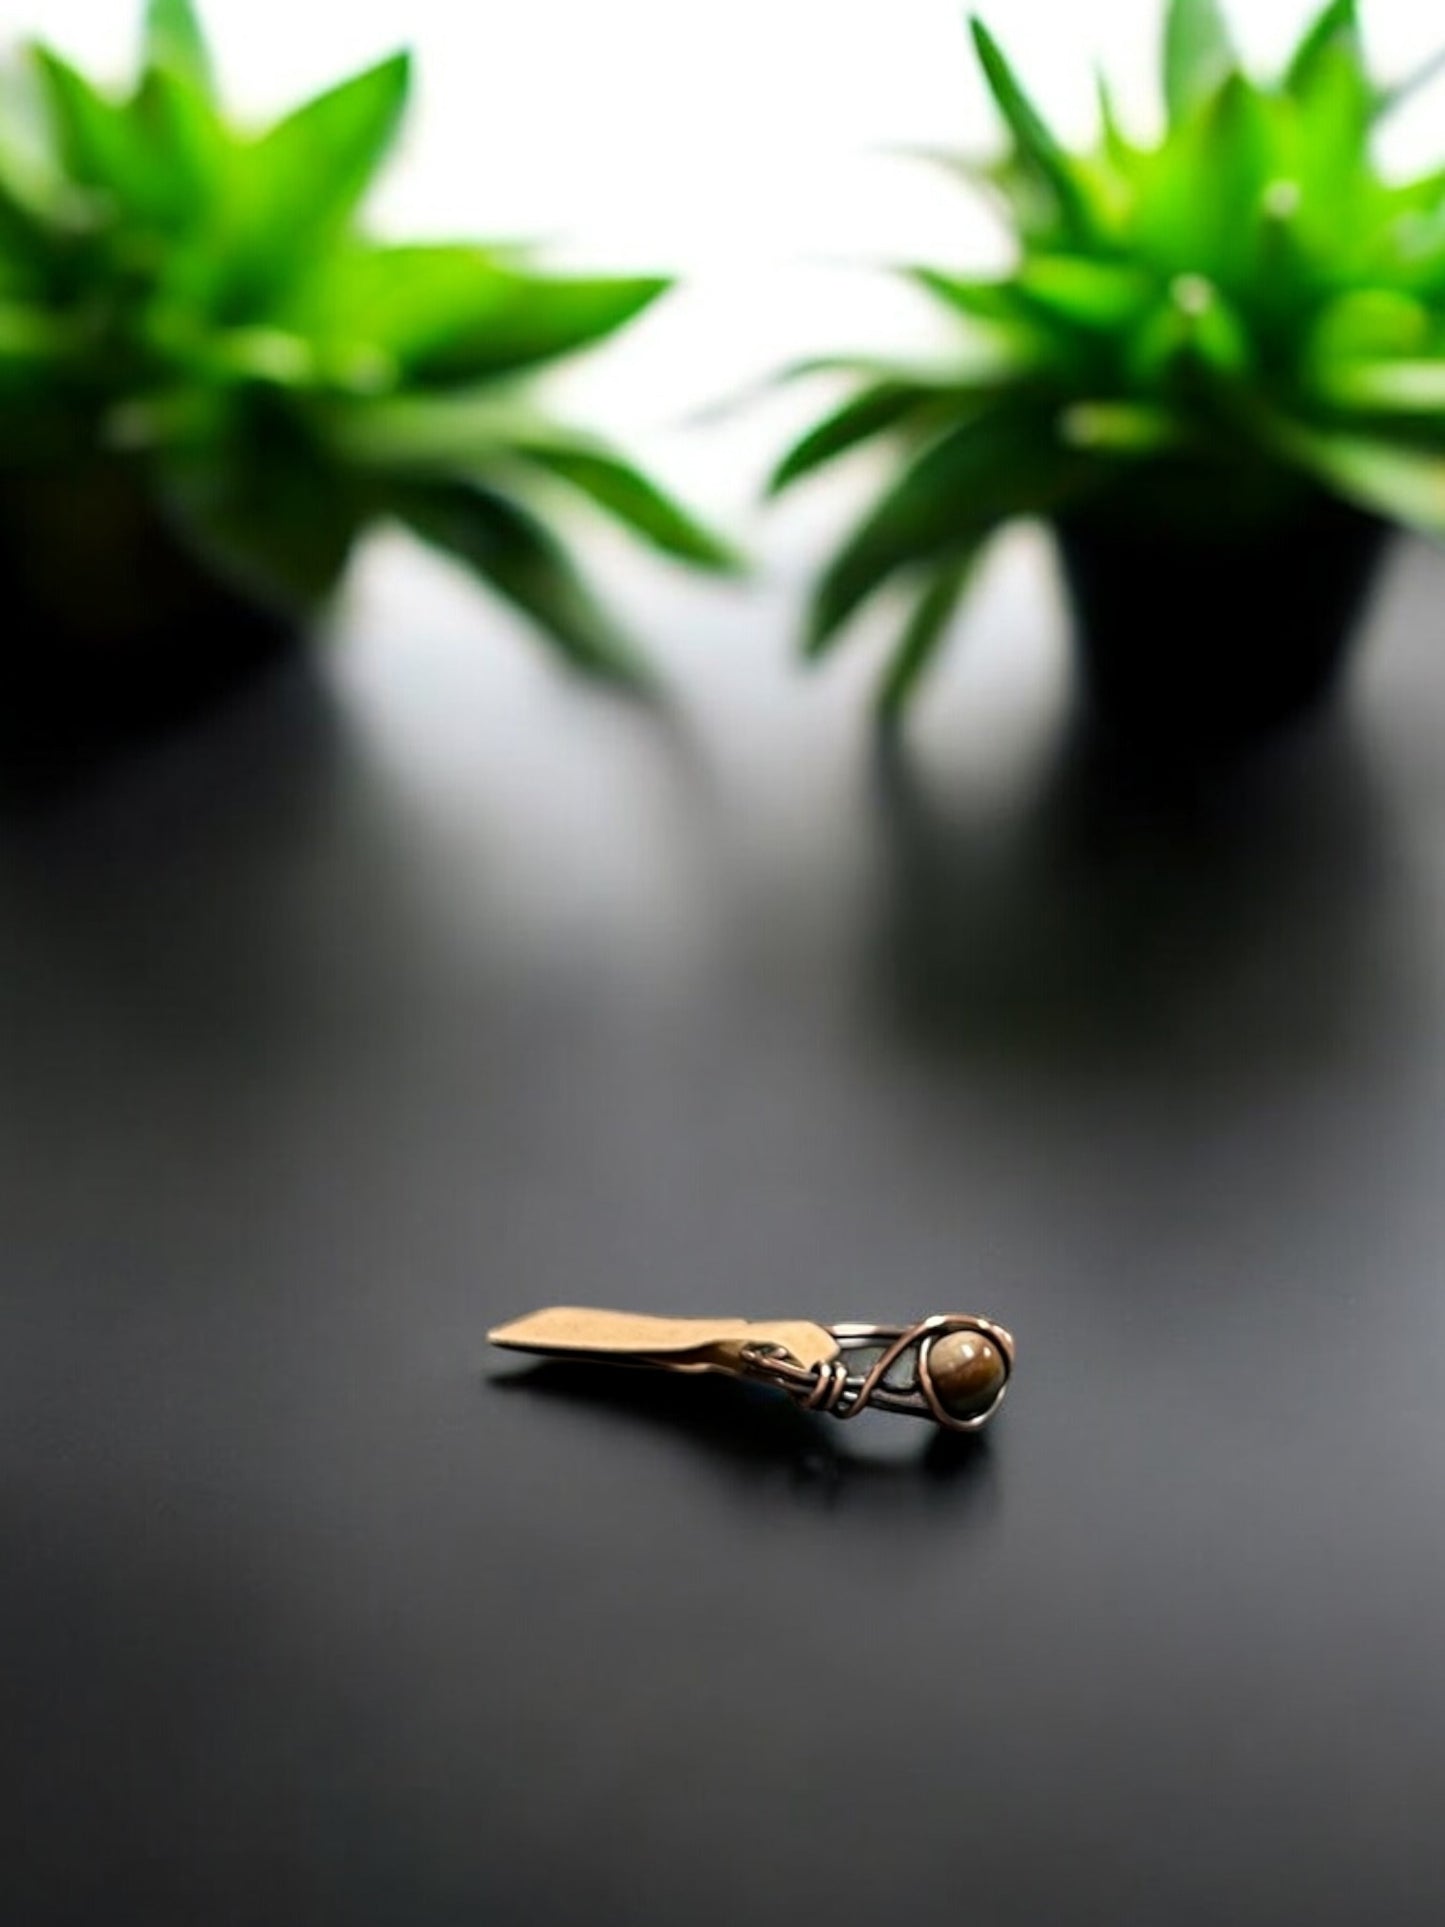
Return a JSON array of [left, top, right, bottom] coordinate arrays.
[[0, 0, 735, 685], [772, 0, 1445, 714]]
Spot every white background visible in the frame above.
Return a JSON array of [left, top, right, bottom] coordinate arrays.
[[5, 4, 1439, 363]]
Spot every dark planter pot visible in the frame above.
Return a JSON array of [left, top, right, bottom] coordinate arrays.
[[1053, 491, 1389, 754], [0, 464, 297, 781]]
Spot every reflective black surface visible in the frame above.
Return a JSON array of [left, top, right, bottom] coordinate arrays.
[[4, 535, 1445, 1925]]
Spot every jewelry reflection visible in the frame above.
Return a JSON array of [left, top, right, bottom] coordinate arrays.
[[487, 1308, 1015, 1435]]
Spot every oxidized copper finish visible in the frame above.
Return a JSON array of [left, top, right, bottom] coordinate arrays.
[[490, 1307, 1015, 1435], [740, 1314, 1015, 1434]]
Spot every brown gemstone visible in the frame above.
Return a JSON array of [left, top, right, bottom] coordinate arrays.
[[928, 1329, 1006, 1421]]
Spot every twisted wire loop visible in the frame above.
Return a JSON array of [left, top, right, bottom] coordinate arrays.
[[739, 1314, 1014, 1434]]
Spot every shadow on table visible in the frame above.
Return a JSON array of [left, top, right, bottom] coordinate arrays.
[[491, 1362, 1000, 1519], [0, 650, 427, 1080], [867, 709, 1415, 1085], [0, 646, 350, 830]]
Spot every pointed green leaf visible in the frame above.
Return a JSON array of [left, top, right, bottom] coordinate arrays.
[[910, 266, 1026, 326], [324, 389, 547, 470], [330, 393, 738, 589], [1381, 164, 1445, 222], [31, 44, 158, 204], [877, 558, 975, 718], [1015, 256, 1152, 332], [35, 38, 223, 230], [216, 52, 410, 310], [969, 17, 1093, 240], [290, 243, 511, 371], [252, 51, 409, 220], [769, 382, 951, 495], [1309, 289, 1430, 360], [396, 480, 651, 685], [716, 349, 1012, 430], [806, 405, 1083, 656], [1284, 0, 1359, 95], [770, 351, 1001, 386], [1287, 427, 1445, 534], [520, 441, 740, 571], [306, 259, 665, 383], [144, 0, 214, 93], [907, 268, 1046, 364], [1132, 73, 1275, 285], [1316, 359, 1445, 413], [1288, 45, 1373, 233], [1096, 72, 1135, 171], [403, 270, 668, 384], [130, 61, 228, 223], [1162, 0, 1237, 123]]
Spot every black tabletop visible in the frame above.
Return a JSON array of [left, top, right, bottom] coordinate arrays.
[[5, 530, 1445, 1927]]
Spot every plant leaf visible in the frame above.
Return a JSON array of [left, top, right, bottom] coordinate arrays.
[[36, 37, 224, 233], [1132, 73, 1275, 286], [1162, 0, 1237, 124], [0, 299, 78, 375], [806, 404, 1083, 656], [1058, 401, 1188, 453], [768, 350, 1004, 387], [1127, 273, 1254, 385], [395, 480, 651, 684], [290, 243, 510, 371], [1309, 289, 1430, 360], [1096, 71, 1136, 171], [907, 267, 1047, 365], [304, 257, 666, 383], [1015, 255, 1152, 332], [877, 557, 976, 718], [159, 427, 361, 609], [31, 44, 161, 209], [1286, 427, 1445, 533], [0, 149, 59, 284], [144, 0, 214, 93], [216, 52, 410, 311], [403, 270, 668, 384], [1316, 358, 1445, 413], [519, 441, 740, 571], [769, 381, 957, 495], [969, 17, 1093, 240], [910, 265, 1027, 325], [130, 61, 228, 224], [1284, 0, 1359, 95], [324, 388, 550, 469], [1287, 53, 1374, 258]]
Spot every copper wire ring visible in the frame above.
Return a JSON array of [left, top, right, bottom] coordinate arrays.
[[740, 1314, 1014, 1434]]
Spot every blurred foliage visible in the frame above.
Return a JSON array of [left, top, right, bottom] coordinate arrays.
[[774, 0, 1445, 715], [0, 0, 735, 683]]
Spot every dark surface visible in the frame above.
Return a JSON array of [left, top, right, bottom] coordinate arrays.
[[4, 528, 1445, 1926]]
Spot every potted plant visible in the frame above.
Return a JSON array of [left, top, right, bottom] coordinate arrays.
[[0, 0, 734, 760], [772, 0, 1445, 747]]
